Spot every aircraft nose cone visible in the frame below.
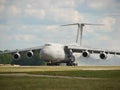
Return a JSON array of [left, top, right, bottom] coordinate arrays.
[[39, 45, 66, 62], [40, 47, 54, 61]]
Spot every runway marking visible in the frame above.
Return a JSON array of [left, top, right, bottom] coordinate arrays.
[[0, 73, 105, 80]]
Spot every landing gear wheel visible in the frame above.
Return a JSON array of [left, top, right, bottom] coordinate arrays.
[[67, 56, 76, 66]]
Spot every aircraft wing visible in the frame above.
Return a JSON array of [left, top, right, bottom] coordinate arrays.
[[67, 45, 120, 55], [0, 46, 43, 54]]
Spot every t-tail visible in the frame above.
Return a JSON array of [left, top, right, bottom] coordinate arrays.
[[62, 23, 104, 46]]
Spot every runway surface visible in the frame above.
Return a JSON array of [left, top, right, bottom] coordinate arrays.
[[0, 66, 120, 72]]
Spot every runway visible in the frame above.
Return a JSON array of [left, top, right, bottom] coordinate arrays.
[[0, 66, 120, 73]]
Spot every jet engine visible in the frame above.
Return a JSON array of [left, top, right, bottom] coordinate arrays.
[[14, 52, 21, 60], [26, 51, 33, 58], [99, 52, 107, 59], [82, 51, 90, 57]]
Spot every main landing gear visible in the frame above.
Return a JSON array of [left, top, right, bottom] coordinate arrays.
[[66, 55, 78, 66], [64, 46, 78, 66]]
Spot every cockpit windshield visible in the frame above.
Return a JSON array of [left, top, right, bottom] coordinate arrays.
[[45, 44, 51, 46]]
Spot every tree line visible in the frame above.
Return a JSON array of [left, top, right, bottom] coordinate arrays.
[[0, 50, 45, 66]]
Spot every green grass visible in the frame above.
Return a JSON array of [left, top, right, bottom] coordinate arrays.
[[0, 76, 120, 90], [0, 66, 120, 90], [29, 70, 120, 78], [0, 66, 120, 78]]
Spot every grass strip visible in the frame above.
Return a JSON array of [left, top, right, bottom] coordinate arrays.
[[28, 70, 120, 78], [0, 76, 120, 90]]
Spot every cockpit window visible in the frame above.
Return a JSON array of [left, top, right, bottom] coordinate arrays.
[[45, 44, 51, 46]]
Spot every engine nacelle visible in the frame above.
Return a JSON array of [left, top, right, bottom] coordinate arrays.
[[14, 52, 21, 60], [82, 51, 90, 58], [26, 51, 33, 58], [99, 52, 107, 59]]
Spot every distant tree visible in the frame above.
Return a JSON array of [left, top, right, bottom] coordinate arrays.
[[0, 50, 3, 52], [0, 50, 45, 65], [0, 53, 13, 64], [4, 50, 10, 52]]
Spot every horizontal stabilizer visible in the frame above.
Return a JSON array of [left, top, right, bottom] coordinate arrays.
[[61, 23, 104, 26]]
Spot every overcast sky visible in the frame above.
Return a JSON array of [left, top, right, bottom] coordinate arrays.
[[0, 0, 120, 50]]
